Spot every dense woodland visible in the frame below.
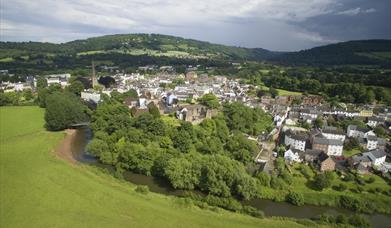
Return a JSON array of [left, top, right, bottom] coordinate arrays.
[[86, 96, 273, 200]]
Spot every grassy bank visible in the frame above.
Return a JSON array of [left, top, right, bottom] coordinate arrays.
[[0, 106, 305, 228]]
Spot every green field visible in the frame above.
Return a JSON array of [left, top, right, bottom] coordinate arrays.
[[0, 106, 305, 228]]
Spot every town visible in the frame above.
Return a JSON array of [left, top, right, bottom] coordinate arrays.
[[1, 62, 390, 179]]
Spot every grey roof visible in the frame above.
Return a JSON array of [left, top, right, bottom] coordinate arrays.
[[305, 149, 323, 156], [369, 149, 387, 159], [285, 130, 308, 141], [352, 154, 371, 163], [313, 137, 343, 146], [322, 126, 345, 135], [348, 125, 370, 133], [366, 135, 377, 141]]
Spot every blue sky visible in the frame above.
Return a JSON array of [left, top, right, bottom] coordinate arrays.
[[1, 0, 390, 51]]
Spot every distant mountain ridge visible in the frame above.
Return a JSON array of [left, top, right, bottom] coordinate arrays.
[[0, 34, 390, 65]]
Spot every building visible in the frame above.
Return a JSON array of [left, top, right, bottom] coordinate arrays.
[[176, 104, 217, 124], [367, 117, 385, 128], [347, 125, 375, 138], [360, 109, 373, 117], [303, 149, 323, 163], [322, 126, 346, 142], [81, 91, 101, 103], [366, 135, 378, 150], [318, 152, 336, 172], [312, 137, 344, 156], [363, 149, 387, 166], [284, 130, 308, 151], [284, 148, 302, 163]]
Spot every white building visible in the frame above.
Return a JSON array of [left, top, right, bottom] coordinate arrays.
[[284, 149, 302, 163], [81, 91, 101, 103], [347, 125, 375, 138], [366, 136, 378, 150], [322, 126, 346, 142], [363, 149, 387, 166], [284, 130, 308, 151]]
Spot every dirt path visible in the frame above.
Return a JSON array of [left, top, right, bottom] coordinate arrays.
[[55, 129, 79, 165]]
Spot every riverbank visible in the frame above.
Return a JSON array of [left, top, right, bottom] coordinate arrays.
[[55, 129, 78, 165], [0, 106, 305, 228]]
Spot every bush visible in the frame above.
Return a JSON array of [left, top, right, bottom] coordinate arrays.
[[336, 183, 347, 191], [299, 165, 313, 179], [241, 206, 265, 218], [313, 172, 334, 190], [256, 172, 271, 187], [366, 176, 375, 184], [135, 185, 149, 194], [270, 176, 287, 190], [280, 170, 293, 185], [286, 192, 304, 206], [348, 215, 370, 228]]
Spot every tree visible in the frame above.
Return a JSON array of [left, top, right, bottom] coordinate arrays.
[[86, 139, 109, 157], [164, 156, 201, 190], [269, 87, 278, 98], [374, 126, 385, 137], [36, 78, 47, 89], [313, 172, 334, 190], [198, 93, 220, 109], [256, 172, 270, 187], [314, 117, 324, 129], [67, 80, 84, 96], [286, 192, 304, 206], [44, 92, 88, 130], [148, 102, 160, 118]]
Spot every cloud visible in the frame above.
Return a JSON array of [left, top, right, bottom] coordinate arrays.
[[0, 0, 388, 50], [336, 7, 376, 16]]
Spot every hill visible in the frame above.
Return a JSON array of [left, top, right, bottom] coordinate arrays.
[[0, 34, 390, 73], [0, 106, 305, 228], [0, 34, 273, 61], [272, 40, 391, 66]]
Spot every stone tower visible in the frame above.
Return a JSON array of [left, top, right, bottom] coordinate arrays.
[[91, 61, 98, 88]]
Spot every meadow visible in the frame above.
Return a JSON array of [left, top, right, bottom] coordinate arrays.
[[0, 106, 305, 228]]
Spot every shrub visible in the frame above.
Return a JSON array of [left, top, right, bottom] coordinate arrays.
[[280, 170, 293, 185], [299, 165, 313, 179], [348, 215, 370, 228], [337, 183, 347, 191], [286, 192, 304, 206], [135, 185, 149, 194], [270, 176, 287, 190], [366, 176, 375, 184], [241, 206, 265, 218], [313, 172, 333, 190], [256, 172, 271, 187]]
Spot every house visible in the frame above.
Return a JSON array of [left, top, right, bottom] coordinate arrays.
[[367, 117, 385, 127], [176, 104, 217, 124], [347, 125, 375, 138], [284, 130, 308, 151], [366, 135, 378, 150], [303, 149, 323, 163], [123, 97, 139, 109], [312, 137, 344, 156], [81, 91, 101, 103], [322, 126, 346, 142], [302, 95, 324, 105], [363, 149, 387, 166], [319, 152, 336, 172], [360, 109, 373, 117], [284, 148, 302, 163]]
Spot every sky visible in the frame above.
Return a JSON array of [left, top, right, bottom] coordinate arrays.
[[1, 0, 390, 51]]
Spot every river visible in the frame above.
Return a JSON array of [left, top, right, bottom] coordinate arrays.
[[71, 128, 391, 228]]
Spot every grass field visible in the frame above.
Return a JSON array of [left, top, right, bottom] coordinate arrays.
[[0, 106, 305, 228]]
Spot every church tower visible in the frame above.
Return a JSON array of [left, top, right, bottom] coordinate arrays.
[[91, 61, 98, 88]]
